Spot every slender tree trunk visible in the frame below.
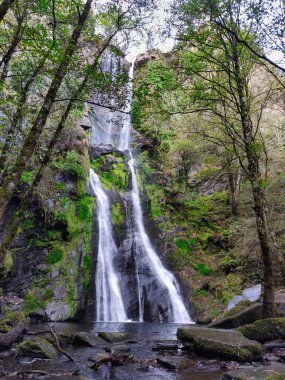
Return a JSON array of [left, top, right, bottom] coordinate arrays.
[[0, 52, 50, 176], [0, 15, 24, 85], [0, 0, 93, 220], [231, 35, 276, 318], [0, 0, 15, 23]]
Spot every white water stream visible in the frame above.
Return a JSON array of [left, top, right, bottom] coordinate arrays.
[[91, 58, 192, 323], [89, 169, 127, 322]]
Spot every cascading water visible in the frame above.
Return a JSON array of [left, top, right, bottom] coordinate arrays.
[[118, 60, 135, 151], [128, 152, 192, 322], [89, 169, 127, 322], [90, 56, 193, 323]]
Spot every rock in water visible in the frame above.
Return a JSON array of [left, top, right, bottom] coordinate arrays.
[[18, 337, 58, 359], [157, 356, 194, 370], [221, 363, 285, 379], [70, 332, 106, 347], [98, 332, 127, 343], [239, 318, 285, 343], [177, 327, 262, 362]]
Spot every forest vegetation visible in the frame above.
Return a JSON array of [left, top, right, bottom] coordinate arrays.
[[0, 0, 284, 378]]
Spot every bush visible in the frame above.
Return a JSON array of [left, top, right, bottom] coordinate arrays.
[[52, 150, 86, 180]]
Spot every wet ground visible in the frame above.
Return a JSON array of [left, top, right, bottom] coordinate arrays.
[[0, 322, 226, 379]]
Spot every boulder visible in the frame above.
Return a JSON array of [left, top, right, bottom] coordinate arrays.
[[177, 327, 262, 362], [98, 332, 127, 343], [157, 356, 194, 370], [221, 363, 285, 379], [70, 332, 106, 347], [89, 352, 112, 368], [152, 341, 179, 351], [45, 302, 71, 321], [18, 337, 57, 359], [209, 304, 262, 328], [89, 144, 124, 160], [106, 344, 130, 353], [239, 318, 285, 343]]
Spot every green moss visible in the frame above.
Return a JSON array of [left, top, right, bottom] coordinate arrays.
[[24, 293, 38, 313], [47, 230, 61, 240], [46, 247, 64, 264], [91, 157, 104, 171], [100, 163, 127, 191], [56, 182, 66, 191], [77, 196, 94, 223], [239, 318, 285, 343], [112, 202, 124, 225], [196, 263, 216, 276], [20, 170, 36, 184]]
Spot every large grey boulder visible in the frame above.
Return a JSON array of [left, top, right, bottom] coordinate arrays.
[[177, 326, 262, 362]]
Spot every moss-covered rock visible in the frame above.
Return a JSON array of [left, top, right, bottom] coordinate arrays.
[[70, 332, 106, 347], [18, 337, 58, 359], [239, 318, 285, 343], [209, 304, 262, 328], [98, 332, 128, 343], [177, 326, 262, 362]]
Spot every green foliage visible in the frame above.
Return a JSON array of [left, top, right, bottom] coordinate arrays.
[[77, 196, 94, 223], [24, 293, 38, 313], [20, 170, 36, 184], [112, 202, 124, 225], [46, 246, 64, 264], [196, 263, 216, 276], [47, 230, 61, 240], [52, 150, 86, 180], [100, 163, 127, 191], [91, 157, 104, 172]]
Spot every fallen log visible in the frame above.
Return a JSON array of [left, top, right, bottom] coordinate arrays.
[[0, 324, 26, 349], [264, 342, 285, 350]]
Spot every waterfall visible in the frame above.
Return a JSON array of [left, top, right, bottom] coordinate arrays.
[[90, 56, 193, 323], [89, 169, 127, 322], [128, 153, 192, 323], [118, 60, 135, 151]]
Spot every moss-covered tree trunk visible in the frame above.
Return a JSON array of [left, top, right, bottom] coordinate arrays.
[[0, 0, 93, 220], [231, 35, 276, 318]]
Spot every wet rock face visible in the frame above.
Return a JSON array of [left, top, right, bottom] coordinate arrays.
[[177, 327, 262, 362], [89, 144, 124, 160]]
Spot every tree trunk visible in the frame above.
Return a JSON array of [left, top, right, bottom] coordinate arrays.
[[231, 35, 276, 318], [0, 52, 50, 176], [0, 15, 24, 85], [0, 0, 93, 220], [0, 0, 15, 23]]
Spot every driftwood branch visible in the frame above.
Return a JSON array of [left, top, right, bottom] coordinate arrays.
[[48, 323, 75, 362], [0, 324, 26, 349]]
